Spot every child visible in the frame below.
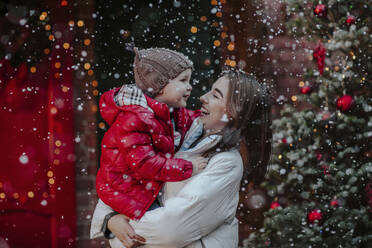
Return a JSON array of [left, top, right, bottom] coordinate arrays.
[[96, 47, 206, 223]]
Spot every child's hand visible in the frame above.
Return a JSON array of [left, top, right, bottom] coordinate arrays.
[[189, 156, 208, 175]]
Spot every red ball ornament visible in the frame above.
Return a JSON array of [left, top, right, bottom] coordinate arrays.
[[300, 85, 312, 94], [281, 138, 287, 144], [270, 201, 280, 209], [346, 15, 356, 26], [314, 4, 327, 17], [316, 151, 323, 161], [337, 94, 354, 112], [330, 199, 339, 207], [60, 0, 68, 6], [308, 209, 322, 223]]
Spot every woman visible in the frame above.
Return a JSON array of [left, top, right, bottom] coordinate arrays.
[[90, 69, 272, 248]]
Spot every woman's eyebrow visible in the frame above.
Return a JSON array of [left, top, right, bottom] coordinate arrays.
[[214, 88, 224, 98]]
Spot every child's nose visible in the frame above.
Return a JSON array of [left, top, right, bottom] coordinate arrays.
[[186, 82, 192, 91]]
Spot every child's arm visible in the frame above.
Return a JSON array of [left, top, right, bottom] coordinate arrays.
[[115, 111, 193, 182]]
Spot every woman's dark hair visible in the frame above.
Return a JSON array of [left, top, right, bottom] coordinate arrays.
[[206, 69, 272, 185]]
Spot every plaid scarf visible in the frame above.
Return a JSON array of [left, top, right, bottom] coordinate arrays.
[[114, 84, 182, 148], [114, 84, 154, 113]]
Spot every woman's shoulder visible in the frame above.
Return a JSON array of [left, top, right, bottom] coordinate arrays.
[[208, 149, 243, 173], [210, 148, 242, 161]]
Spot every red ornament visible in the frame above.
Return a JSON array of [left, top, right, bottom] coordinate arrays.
[[314, 4, 327, 17], [321, 164, 330, 175], [308, 209, 323, 223], [321, 111, 331, 120], [313, 41, 326, 75], [300, 85, 312, 94], [346, 15, 356, 26], [330, 199, 339, 207], [270, 201, 280, 209], [316, 151, 323, 161], [337, 94, 354, 112], [60, 0, 68, 6], [281, 138, 287, 144]]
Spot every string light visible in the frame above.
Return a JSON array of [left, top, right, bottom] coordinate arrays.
[[50, 107, 58, 115], [27, 191, 34, 198], [227, 42, 235, 51], [77, 20, 84, 27], [39, 12, 47, 21], [200, 16, 207, 22], [63, 42, 70, 49], [30, 67, 37, 73], [99, 122, 106, 129], [91, 105, 98, 113], [213, 40, 221, 47], [13, 193, 19, 199], [190, 26, 198, 33], [62, 86, 70, 92], [84, 63, 91, 70], [91, 80, 98, 87], [84, 39, 91, 46]]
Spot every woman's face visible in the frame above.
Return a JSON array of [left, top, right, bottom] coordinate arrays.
[[199, 76, 230, 134]]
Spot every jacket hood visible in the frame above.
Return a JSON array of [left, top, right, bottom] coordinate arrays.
[[99, 88, 121, 126], [99, 84, 174, 126]]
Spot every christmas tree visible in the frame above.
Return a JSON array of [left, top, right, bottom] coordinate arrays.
[[245, 0, 372, 247]]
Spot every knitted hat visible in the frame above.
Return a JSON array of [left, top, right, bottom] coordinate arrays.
[[133, 47, 193, 97]]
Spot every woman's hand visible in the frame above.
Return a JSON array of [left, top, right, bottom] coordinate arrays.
[[107, 214, 146, 248], [189, 156, 208, 175]]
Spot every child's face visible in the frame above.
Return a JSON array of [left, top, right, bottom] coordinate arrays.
[[155, 69, 192, 108]]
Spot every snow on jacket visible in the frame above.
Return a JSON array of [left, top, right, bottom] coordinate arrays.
[[96, 84, 199, 220], [91, 119, 244, 248]]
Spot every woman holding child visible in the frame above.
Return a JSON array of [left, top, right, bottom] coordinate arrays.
[[91, 47, 272, 248]]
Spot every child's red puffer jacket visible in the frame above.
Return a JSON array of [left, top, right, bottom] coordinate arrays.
[[96, 87, 199, 220]]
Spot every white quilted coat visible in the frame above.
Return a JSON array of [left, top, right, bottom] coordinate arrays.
[[90, 119, 243, 248]]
